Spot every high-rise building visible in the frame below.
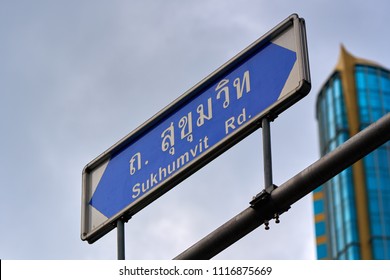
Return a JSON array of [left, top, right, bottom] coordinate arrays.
[[314, 46, 390, 259]]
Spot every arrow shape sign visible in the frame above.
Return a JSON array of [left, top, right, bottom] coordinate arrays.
[[81, 14, 311, 243], [91, 43, 295, 218]]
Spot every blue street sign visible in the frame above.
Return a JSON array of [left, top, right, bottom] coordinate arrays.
[[81, 14, 310, 243]]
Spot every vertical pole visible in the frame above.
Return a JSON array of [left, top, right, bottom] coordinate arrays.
[[262, 117, 273, 191], [117, 219, 125, 260]]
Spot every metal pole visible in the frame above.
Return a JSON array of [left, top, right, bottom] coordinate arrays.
[[271, 112, 390, 211], [262, 117, 273, 191], [117, 219, 125, 260], [174, 113, 390, 260]]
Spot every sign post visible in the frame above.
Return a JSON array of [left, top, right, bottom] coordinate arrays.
[[81, 14, 310, 244], [117, 219, 125, 260], [262, 117, 274, 192]]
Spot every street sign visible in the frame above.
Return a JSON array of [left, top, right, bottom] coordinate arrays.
[[81, 14, 310, 243]]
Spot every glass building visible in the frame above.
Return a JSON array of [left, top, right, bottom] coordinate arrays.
[[314, 46, 390, 259]]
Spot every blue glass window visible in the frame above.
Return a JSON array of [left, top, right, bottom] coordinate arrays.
[[314, 62, 390, 259], [317, 244, 328, 259], [314, 199, 324, 213], [316, 222, 326, 236], [315, 72, 359, 259], [355, 64, 390, 259]]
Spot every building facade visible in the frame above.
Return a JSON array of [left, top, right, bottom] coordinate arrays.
[[314, 46, 390, 259]]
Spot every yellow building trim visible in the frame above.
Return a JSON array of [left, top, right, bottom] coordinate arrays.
[[315, 213, 325, 223], [313, 191, 324, 201], [335, 45, 372, 259], [316, 235, 327, 245]]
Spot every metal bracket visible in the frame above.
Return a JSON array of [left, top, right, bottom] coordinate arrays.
[[260, 113, 278, 125], [250, 184, 277, 207], [250, 184, 289, 230]]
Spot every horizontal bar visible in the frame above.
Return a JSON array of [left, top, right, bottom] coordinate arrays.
[[174, 113, 390, 259]]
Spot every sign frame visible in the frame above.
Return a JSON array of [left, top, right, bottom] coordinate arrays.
[[81, 13, 310, 243]]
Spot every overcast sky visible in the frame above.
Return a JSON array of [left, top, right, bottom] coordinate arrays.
[[1, 0, 389, 260]]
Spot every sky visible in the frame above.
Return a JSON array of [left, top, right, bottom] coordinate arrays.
[[1, 0, 389, 260]]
